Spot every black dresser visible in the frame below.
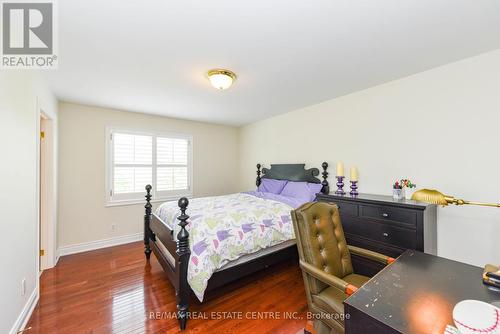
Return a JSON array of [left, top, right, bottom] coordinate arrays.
[[316, 193, 437, 276]]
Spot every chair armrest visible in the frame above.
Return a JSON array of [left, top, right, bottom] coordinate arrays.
[[299, 260, 358, 296], [348, 245, 395, 265]]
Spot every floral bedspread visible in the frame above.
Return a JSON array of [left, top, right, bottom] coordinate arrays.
[[155, 193, 295, 301]]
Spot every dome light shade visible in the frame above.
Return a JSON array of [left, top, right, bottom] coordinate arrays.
[[207, 69, 236, 90]]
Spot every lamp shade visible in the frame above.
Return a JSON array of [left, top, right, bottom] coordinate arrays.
[[411, 189, 500, 208]]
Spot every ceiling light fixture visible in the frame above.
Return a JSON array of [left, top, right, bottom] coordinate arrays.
[[207, 69, 237, 90]]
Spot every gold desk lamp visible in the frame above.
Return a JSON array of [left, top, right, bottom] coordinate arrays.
[[411, 189, 500, 208], [411, 189, 500, 287]]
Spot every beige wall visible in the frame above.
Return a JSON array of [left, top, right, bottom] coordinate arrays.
[[0, 72, 57, 334], [58, 103, 239, 247], [239, 50, 500, 267]]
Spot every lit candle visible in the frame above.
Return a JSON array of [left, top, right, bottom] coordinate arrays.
[[350, 167, 358, 181], [336, 162, 344, 177]]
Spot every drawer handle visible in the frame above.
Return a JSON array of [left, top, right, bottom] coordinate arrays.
[[382, 232, 389, 237], [381, 213, 389, 218]]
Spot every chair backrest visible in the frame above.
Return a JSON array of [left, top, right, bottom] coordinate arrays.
[[291, 201, 353, 293]]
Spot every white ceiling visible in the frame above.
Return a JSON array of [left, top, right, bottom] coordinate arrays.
[[45, 0, 500, 126]]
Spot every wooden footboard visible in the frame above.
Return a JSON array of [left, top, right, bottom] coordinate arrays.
[[144, 185, 191, 330]]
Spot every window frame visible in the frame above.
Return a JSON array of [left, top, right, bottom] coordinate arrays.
[[105, 127, 193, 207]]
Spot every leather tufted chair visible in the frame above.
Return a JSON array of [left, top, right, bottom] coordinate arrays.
[[291, 202, 394, 334]]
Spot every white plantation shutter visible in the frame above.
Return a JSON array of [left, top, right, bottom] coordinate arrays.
[[108, 129, 192, 204], [156, 137, 189, 192], [113, 133, 152, 194]]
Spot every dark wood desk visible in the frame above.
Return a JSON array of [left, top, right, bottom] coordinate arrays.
[[344, 250, 500, 334]]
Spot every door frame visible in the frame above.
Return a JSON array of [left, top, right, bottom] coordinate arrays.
[[37, 101, 57, 271]]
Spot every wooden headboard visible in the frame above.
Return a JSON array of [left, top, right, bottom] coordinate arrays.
[[256, 162, 329, 194]]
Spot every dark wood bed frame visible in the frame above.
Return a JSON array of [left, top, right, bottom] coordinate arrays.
[[144, 162, 329, 330]]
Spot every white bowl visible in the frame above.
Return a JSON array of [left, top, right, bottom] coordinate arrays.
[[453, 300, 500, 334]]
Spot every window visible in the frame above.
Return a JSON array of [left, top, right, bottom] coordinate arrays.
[[106, 128, 192, 205]]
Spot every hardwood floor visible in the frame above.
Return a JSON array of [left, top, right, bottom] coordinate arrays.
[[27, 241, 309, 333]]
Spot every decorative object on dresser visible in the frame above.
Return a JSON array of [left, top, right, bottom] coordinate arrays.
[[349, 167, 359, 196], [144, 162, 329, 331], [402, 179, 417, 199], [335, 162, 346, 195], [392, 178, 416, 200], [350, 180, 359, 197], [315, 192, 437, 276]]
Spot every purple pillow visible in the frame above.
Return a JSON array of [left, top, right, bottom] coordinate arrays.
[[280, 181, 323, 201], [257, 179, 288, 194]]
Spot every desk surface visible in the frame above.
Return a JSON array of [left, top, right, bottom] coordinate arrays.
[[345, 250, 500, 333]]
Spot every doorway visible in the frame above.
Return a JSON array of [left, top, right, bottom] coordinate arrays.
[[38, 112, 56, 271]]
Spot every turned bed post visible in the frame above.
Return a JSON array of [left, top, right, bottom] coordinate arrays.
[[256, 163, 262, 187], [144, 184, 152, 260], [321, 162, 329, 194], [176, 197, 191, 331]]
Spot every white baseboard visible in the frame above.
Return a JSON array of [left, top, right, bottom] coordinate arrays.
[[58, 233, 143, 257], [54, 252, 60, 267], [9, 286, 39, 334]]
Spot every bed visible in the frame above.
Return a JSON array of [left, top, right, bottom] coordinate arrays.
[[143, 162, 330, 330]]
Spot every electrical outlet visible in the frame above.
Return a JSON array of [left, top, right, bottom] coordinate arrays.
[[21, 278, 26, 296], [111, 224, 117, 232]]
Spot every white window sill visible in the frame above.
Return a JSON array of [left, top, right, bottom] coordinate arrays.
[[105, 195, 193, 208]]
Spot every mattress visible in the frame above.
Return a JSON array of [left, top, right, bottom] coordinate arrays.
[[218, 239, 296, 270], [155, 237, 296, 272]]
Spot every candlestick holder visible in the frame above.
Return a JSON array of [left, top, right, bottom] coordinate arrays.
[[335, 176, 346, 195], [350, 181, 358, 196]]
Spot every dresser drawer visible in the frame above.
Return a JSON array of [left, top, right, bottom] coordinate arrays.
[[320, 200, 358, 217], [346, 235, 405, 259], [319, 197, 359, 217], [342, 218, 417, 250], [336, 201, 358, 217], [360, 204, 417, 227]]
